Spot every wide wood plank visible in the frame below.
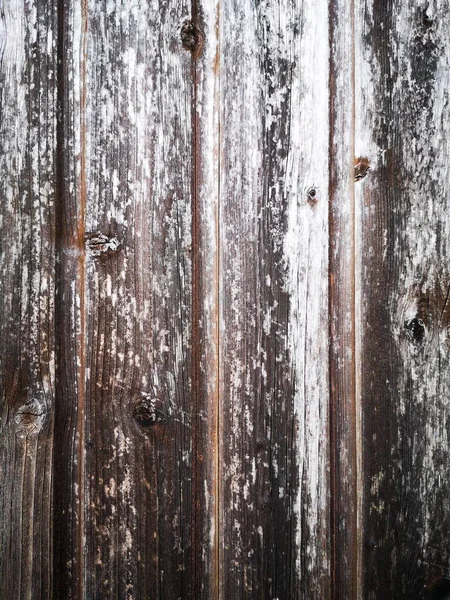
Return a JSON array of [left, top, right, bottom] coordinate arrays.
[[0, 1, 58, 598], [61, 0, 215, 597], [355, 1, 450, 597], [219, 1, 331, 597], [51, 0, 217, 597]]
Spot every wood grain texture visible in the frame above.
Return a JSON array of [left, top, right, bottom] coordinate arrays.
[[329, 1, 359, 598], [53, 0, 216, 598], [5, 0, 450, 597], [192, 1, 220, 597], [218, 1, 331, 597], [0, 1, 57, 598], [355, 1, 450, 597], [53, 0, 88, 595], [79, 1, 206, 598]]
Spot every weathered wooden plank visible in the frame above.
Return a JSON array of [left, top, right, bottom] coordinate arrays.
[[355, 1, 450, 597], [329, 1, 359, 598], [52, 0, 88, 596], [219, 1, 330, 597], [0, 0, 58, 598], [50, 0, 217, 597], [192, 1, 220, 597]]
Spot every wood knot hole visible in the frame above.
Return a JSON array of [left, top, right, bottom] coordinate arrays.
[[85, 233, 120, 257], [181, 20, 203, 54], [354, 157, 370, 181], [307, 187, 318, 205], [132, 393, 166, 429], [404, 317, 426, 344]]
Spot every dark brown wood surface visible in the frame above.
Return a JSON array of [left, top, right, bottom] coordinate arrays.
[[0, 1, 58, 598], [1, 0, 450, 598], [54, 1, 214, 598], [1, 0, 215, 598], [355, 1, 450, 598], [329, 0, 358, 597]]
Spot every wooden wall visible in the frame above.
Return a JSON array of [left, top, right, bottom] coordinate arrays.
[[1, 0, 449, 598]]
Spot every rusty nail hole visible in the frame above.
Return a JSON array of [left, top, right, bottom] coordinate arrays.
[[354, 157, 370, 181], [85, 233, 120, 256], [181, 20, 202, 54], [404, 317, 426, 344], [307, 187, 317, 205], [132, 393, 165, 429]]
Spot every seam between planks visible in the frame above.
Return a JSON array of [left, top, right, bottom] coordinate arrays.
[[77, 0, 88, 596], [215, 2, 220, 597], [191, 0, 202, 596]]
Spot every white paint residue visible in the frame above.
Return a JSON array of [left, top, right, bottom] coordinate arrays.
[[282, 0, 330, 580]]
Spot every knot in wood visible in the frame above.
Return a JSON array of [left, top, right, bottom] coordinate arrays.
[[260, 494, 272, 513], [255, 438, 267, 453], [132, 393, 166, 429], [354, 157, 370, 181], [180, 20, 203, 54], [404, 317, 426, 344], [85, 233, 120, 256], [14, 396, 46, 434]]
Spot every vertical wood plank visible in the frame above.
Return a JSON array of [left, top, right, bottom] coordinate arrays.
[[82, 1, 190, 596], [53, 0, 88, 596], [51, 0, 219, 596], [219, 1, 330, 597], [192, 1, 220, 597], [355, 1, 450, 597], [329, 1, 359, 598], [0, 1, 58, 598], [50, 0, 218, 597]]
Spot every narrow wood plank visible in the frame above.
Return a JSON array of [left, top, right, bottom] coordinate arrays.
[[192, 1, 221, 597], [219, 1, 331, 597], [329, 1, 359, 598], [53, 0, 89, 596], [0, 1, 58, 598], [355, 1, 450, 597]]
